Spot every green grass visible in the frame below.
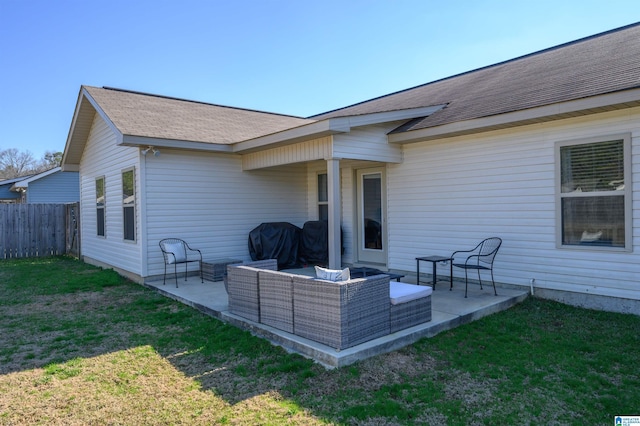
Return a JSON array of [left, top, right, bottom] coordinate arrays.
[[0, 256, 638, 425]]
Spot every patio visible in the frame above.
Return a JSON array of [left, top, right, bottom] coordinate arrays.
[[144, 271, 528, 368]]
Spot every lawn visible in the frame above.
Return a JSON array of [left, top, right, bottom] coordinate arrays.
[[0, 257, 638, 425]]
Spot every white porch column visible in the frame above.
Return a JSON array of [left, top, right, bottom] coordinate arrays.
[[327, 158, 342, 269]]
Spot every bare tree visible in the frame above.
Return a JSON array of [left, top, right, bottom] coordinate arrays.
[[0, 149, 63, 180], [0, 149, 37, 179]]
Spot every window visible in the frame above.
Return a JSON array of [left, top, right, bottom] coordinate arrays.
[[96, 177, 105, 237], [557, 134, 631, 250], [122, 169, 135, 241], [318, 173, 328, 221]]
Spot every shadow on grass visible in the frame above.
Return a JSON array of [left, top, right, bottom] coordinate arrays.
[[0, 257, 340, 424]]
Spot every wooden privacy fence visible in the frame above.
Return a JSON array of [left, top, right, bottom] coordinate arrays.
[[0, 203, 80, 259]]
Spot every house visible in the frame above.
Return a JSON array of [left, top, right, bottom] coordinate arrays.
[[0, 176, 30, 203], [9, 167, 79, 203], [62, 23, 640, 313]]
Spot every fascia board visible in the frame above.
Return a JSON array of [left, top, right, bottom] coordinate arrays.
[[232, 120, 344, 153], [61, 89, 93, 168], [62, 87, 124, 168], [80, 88, 124, 144], [232, 105, 447, 153], [388, 89, 640, 144], [120, 135, 235, 153], [343, 104, 447, 127]]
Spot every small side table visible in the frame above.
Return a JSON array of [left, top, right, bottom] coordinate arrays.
[[202, 258, 242, 282], [416, 255, 453, 289]]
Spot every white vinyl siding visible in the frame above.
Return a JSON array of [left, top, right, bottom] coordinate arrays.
[[79, 115, 141, 275], [242, 122, 404, 171], [242, 136, 332, 170], [75, 99, 640, 302], [333, 123, 404, 163], [144, 149, 309, 278], [387, 107, 640, 300]]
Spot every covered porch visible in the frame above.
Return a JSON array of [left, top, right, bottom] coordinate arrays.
[[236, 104, 448, 272], [242, 155, 393, 272], [144, 273, 528, 368]]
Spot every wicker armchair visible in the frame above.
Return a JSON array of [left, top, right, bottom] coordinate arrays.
[[159, 238, 203, 287]]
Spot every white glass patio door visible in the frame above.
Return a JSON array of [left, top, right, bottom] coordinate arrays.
[[356, 167, 387, 265]]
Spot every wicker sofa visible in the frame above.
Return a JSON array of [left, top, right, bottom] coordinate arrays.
[[226, 260, 432, 350], [225, 259, 278, 323]]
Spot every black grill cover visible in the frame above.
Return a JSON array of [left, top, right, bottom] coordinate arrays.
[[299, 220, 329, 265], [248, 222, 301, 269]]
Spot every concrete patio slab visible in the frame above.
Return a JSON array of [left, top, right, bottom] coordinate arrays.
[[144, 275, 528, 368]]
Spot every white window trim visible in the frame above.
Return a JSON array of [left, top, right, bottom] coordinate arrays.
[[555, 133, 632, 252]]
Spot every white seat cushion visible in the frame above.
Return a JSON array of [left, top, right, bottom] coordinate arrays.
[[389, 282, 433, 305], [163, 242, 187, 263]]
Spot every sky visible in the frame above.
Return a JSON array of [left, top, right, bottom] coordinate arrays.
[[0, 0, 638, 160]]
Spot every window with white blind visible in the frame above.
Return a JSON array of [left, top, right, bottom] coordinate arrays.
[[556, 134, 631, 250]]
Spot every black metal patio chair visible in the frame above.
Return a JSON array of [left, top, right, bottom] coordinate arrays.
[[159, 238, 203, 287], [451, 237, 502, 298]]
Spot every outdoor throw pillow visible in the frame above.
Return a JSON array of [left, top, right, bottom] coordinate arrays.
[[315, 266, 350, 282], [164, 242, 186, 264]]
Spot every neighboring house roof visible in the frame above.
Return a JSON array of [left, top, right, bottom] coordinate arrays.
[[312, 22, 640, 141], [0, 175, 33, 186], [10, 167, 62, 191]]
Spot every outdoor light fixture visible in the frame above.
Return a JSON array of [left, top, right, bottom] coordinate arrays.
[[141, 146, 160, 157]]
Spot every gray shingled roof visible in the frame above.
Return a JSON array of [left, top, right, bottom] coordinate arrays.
[[311, 22, 640, 133], [79, 23, 640, 149], [84, 86, 314, 145]]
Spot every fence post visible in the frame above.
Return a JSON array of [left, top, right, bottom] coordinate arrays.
[[66, 202, 81, 258]]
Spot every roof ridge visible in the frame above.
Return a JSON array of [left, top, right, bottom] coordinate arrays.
[[309, 21, 640, 119], [99, 86, 310, 120]]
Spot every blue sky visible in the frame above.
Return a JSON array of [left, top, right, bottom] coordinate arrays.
[[0, 0, 638, 159]]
